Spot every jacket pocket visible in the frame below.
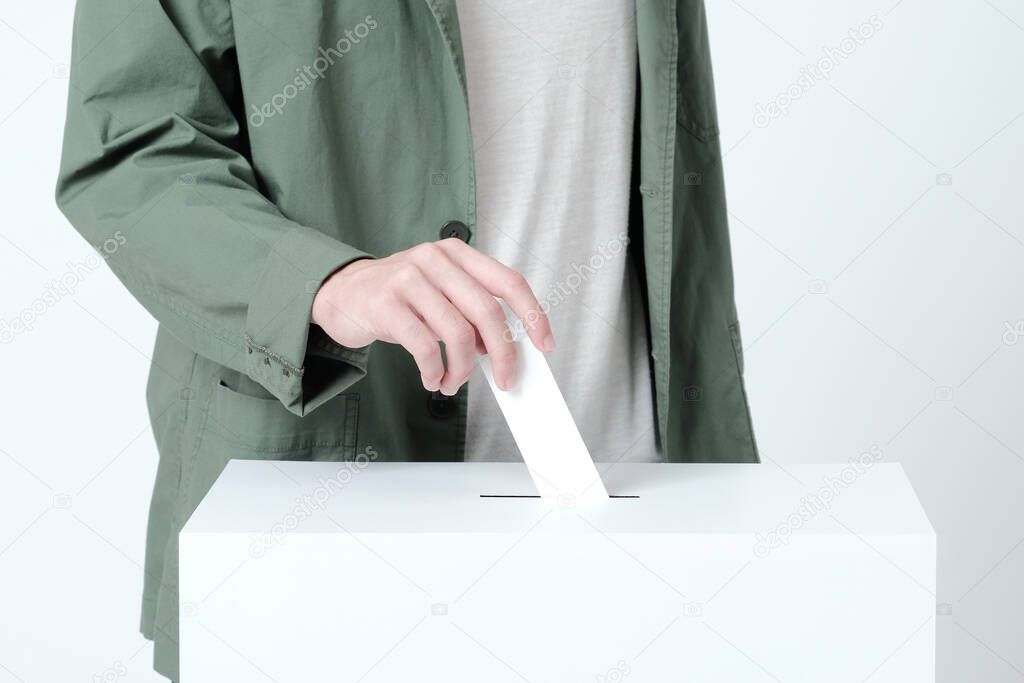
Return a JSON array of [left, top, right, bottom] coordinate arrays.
[[181, 378, 360, 513], [676, 92, 720, 143]]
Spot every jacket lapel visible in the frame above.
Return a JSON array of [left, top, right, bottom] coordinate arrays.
[[424, 0, 469, 97]]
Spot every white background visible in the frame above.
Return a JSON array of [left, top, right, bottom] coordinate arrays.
[[1, 1, 1022, 681]]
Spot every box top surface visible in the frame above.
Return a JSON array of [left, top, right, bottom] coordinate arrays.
[[182, 461, 934, 536]]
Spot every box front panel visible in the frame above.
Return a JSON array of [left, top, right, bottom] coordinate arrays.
[[180, 529, 934, 682]]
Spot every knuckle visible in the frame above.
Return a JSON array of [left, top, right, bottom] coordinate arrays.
[[449, 322, 475, 346], [420, 365, 443, 384], [480, 296, 505, 321], [411, 339, 439, 363], [414, 242, 443, 261], [447, 369, 471, 388], [489, 345, 517, 364], [440, 235, 466, 250], [373, 288, 399, 308], [391, 264, 422, 290], [525, 307, 547, 329], [400, 318, 427, 344], [438, 305, 464, 329], [503, 271, 529, 292]]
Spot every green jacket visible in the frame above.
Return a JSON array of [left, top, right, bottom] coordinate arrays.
[[56, 0, 758, 678]]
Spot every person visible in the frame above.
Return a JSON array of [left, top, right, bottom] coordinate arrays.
[[56, 1, 758, 680]]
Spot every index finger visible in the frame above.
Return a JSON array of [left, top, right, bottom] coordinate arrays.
[[438, 239, 555, 352]]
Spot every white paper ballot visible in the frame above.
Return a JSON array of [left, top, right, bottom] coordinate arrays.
[[477, 303, 609, 505]]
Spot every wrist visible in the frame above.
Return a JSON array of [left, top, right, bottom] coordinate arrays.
[[311, 257, 372, 328]]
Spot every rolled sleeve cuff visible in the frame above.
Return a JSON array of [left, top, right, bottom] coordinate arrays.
[[244, 224, 373, 416]]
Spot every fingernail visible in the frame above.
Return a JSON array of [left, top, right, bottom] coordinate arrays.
[[541, 333, 556, 352]]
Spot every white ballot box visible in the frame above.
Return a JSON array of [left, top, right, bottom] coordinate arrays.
[[180, 461, 935, 682]]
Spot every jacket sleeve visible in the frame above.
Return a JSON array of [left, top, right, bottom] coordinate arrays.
[[55, 0, 372, 416]]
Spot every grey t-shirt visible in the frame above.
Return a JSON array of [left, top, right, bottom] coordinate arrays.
[[457, 0, 660, 464]]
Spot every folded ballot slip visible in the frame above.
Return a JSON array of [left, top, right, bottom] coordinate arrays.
[[476, 300, 609, 505]]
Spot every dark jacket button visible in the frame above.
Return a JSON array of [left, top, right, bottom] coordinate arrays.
[[439, 220, 471, 242], [427, 390, 457, 419]]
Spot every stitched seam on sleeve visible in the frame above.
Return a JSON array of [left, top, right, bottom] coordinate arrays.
[[244, 335, 304, 375]]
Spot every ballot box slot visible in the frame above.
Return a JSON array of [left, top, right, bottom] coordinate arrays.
[[479, 494, 639, 499]]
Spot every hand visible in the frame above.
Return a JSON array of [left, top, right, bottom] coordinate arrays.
[[311, 239, 555, 394]]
